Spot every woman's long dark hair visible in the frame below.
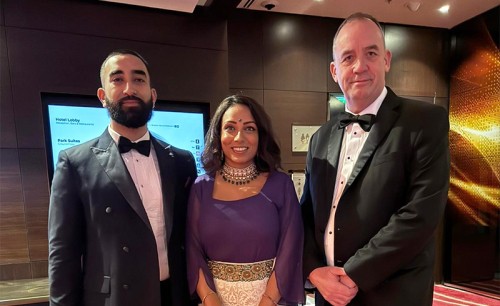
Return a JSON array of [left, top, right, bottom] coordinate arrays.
[[202, 95, 282, 174]]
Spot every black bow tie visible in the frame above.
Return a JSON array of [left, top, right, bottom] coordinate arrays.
[[338, 112, 376, 132], [118, 137, 151, 156]]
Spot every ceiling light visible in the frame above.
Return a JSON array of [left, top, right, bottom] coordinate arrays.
[[439, 4, 450, 14]]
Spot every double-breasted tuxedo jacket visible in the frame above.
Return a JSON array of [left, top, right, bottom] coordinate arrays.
[[302, 88, 450, 305], [48, 130, 197, 306]]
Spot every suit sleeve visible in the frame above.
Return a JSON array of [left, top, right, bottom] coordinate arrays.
[[301, 132, 327, 280], [273, 176, 305, 304], [48, 150, 85, 305], [344, 106, 450, 290]]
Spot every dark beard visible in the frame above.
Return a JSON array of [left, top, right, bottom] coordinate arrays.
[[105, 96, 153, 128]]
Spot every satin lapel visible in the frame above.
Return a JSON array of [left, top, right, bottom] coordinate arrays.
[[318, 117, 344, 227], [92, 130, 152, 231], [344, 93, 401, 192], [152, 138, 175, 242]]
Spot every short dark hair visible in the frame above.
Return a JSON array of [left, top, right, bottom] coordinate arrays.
[[332, 12, 385, 60], [202, 95, 282, 174], [100, 49, 151, 86]]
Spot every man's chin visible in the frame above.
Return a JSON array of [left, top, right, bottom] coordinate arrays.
[[122, 124, 144, 129], [117, 118, 147, 128]]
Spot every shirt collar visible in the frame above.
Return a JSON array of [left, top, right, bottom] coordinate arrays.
[[108, 125, 150, 144]]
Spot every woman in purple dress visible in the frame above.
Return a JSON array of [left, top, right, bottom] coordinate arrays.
[[186, 95, 304, 306]]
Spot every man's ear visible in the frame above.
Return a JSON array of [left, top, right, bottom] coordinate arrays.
[[384, 49, 392, 73], [151, 88, 158, 107], [97, 88, 106, 107], [330, 61, 338, 83]]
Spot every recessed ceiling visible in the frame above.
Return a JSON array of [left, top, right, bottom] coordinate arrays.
[[237, 0, 499, 29], [100, 0, 204, 13], [100, 0, 499, 29]]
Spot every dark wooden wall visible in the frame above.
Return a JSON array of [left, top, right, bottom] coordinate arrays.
[[228, 12, 339, 171], [0, 0, 450, 281]]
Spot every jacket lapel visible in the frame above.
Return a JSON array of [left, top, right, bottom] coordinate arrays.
[[317, 114, 345, 227], [344, 90, 401, 192], [152, 137, 176, 242], [91, 130, 152, 231]]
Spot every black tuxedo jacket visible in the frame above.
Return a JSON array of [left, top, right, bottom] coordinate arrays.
[[49, 129, 198, 306], [302, 88, 450, 305]]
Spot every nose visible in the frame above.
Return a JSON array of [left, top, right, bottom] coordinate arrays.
[[233, 130, 244, 142], [123, 82, 136, 96], [353, 57, 367, 73]]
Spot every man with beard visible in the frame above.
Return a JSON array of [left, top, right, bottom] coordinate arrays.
[[48, 49, 198, 306]]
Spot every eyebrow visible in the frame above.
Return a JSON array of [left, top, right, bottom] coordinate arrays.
[[132, 69, 147, 77], [364, 44, 380, 51], [339, 44, 380, 59], [109, 69, 147, 78], [225, 120, 256, 125]]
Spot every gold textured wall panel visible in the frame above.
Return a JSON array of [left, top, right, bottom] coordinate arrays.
[[449, 20, 500, 227]]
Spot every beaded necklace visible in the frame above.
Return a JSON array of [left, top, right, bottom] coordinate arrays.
[[220, 163, 260, 185]]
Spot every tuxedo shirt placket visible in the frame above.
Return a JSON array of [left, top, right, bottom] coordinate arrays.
[[122, 144, 170, 281], [324, 123, 369, 266]]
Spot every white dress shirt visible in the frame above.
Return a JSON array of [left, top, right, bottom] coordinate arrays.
[[109, 127, 170, 280], [324, 87, 387, 267]]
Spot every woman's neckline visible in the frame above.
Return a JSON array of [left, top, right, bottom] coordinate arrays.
[[210, 170, 274, 202]]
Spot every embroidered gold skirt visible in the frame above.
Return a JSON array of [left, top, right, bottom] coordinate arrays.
[[208, 258, 275, 306]]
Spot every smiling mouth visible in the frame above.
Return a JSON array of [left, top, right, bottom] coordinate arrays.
[[232, 147, 249, 153], [122, 100, 140, 104], [119, 96, 143, 104], [120, 99, 144, 108], [352, 78, 372, 84]]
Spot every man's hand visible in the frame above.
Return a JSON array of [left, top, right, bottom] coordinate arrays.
[[309, 267, 358, 306]]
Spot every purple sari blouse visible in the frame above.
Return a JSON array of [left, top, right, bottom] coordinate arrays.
[[186, 171, 304, 305]]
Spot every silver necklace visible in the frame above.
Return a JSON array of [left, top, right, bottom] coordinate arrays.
[[220, 163, 259, 185]]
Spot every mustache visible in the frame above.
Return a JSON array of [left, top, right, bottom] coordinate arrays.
[[118, 95, 144, 104]]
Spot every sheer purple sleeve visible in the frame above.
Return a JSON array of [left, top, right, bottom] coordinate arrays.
[[273, 174, 305, 305], [185, 177, 216, 297]]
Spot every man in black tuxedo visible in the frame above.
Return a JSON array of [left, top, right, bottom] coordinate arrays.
[[301, 13, 450, 306], [48, 49, 198, 306]]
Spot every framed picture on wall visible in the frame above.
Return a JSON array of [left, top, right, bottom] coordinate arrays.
[[291, 124, 321, 152]]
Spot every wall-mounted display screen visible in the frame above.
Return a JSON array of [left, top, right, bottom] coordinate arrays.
[[328, 92, 346, 120], [41, 92, 210, 182]]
